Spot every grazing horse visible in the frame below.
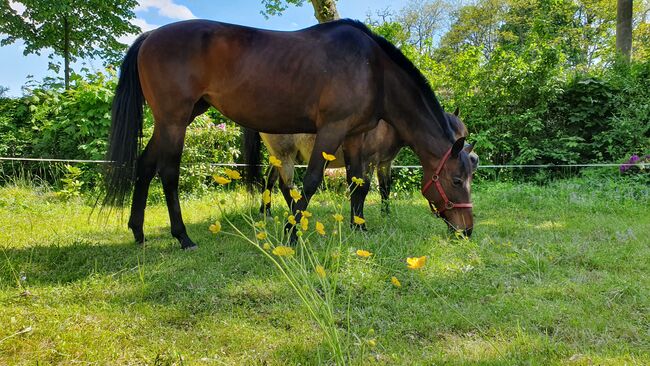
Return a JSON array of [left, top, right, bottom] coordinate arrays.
[[247, 110, 478, 227], [104, 19, 475, 249]]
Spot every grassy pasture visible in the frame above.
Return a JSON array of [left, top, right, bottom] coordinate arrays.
[[1, 177, 649, 365]]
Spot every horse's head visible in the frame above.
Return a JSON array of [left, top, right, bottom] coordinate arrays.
[[421, 136, 475, 237]]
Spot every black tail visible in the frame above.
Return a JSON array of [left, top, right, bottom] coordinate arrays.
[[242, 127, 262, 192], [102, 32, 150, 208]]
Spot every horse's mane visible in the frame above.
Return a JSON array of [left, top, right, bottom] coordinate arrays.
[[334, 19, 456, 143]]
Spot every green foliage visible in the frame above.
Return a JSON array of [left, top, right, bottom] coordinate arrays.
[[56, 164, 83, 200]]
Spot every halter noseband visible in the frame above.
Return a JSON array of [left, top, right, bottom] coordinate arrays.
[[421, 146, 473, 217]]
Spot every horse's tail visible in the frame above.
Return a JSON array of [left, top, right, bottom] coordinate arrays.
[[103, 32, 150, 208], [242, 127, 262, 192]]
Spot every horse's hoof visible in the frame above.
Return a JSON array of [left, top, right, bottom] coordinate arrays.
[[350, 223, 368, 232], [179, 236, 198, 250], [131, 230, 145, 244]]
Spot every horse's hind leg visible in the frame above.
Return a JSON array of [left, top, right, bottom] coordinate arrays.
[[377, 161, 392, 214], [259, 166, 279, 216], [128, 140, 158, 243]]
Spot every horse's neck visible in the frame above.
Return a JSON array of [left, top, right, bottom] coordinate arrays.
[[382, 66, 449, 160]]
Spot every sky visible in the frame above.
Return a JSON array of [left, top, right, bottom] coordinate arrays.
[[0, 0, 409, 97]]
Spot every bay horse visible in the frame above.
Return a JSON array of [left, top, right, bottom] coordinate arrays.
[[247, 110, 478, 228], [104, 19, 475, 249]]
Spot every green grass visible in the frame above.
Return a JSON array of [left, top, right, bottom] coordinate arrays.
[[1, 177, 649, 365]]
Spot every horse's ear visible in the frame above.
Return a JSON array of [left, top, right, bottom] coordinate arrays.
[[451, 137, 465, 157], [453, 107, 460, 116]]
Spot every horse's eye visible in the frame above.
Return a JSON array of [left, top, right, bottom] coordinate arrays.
[[453, 177, 463, 186]]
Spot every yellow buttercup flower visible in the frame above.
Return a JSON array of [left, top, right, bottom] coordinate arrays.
[[213, 175, 231, 185], [300, 216, 309, 231], [356, 249, 372, 258], [333, 213, 344, 222], [300, 210, 312, 218], [254, 220, 266, 228], [353, 216, 365, 225], [269, 155, 282, 168], [288, 215, 297, 225], [224, 168, 241, 180], [367, 339, 377, 347], [315, 265, 326, 278], [391, 276, 401, 288], [208, 221, 221, 234], [315, 221, 325, 235], [351, 176, 364, 186], [406, 256, 427, 270], [322, 151, 336, 161], [272, 246, 295, 257], [262, 189, 271, 205], [262, 242, 271, 250], [256, 232, 267, 240], [290, 188, 302, 202]]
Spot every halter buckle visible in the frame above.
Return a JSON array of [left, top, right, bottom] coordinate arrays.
[[431, 174, 439, 182], [445, 201, 455, 210]]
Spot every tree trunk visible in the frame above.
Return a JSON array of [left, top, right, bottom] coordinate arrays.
[[616, 0, 633, 62], [310, 0, 339, 23], [64, 16, 70, 89]]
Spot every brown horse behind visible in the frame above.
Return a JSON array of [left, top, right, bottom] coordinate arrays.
[[250, 111, 478, 226]]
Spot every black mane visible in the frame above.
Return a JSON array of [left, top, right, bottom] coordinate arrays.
[[334, 19, 456, 143]]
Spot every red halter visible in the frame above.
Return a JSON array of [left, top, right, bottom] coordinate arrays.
[[421, 146, 473, 217]]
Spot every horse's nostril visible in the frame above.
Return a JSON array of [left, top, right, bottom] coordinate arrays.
[[464, 228, 473, 237]]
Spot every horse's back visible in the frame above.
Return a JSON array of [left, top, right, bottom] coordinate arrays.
[[137, 20, 383, 133]]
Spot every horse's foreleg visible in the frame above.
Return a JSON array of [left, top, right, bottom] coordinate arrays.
[[128, 140, 158, 243], [288, 123, 347, 237], [342, 134, 371, 230], [377, 160, 392, 214]]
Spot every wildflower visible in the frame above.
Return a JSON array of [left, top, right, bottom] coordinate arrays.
[[290, 188, 302, 202], [224, 168, 241, 180], [351, 176, 364, 186], [256, 232, 268, 240], [269, 155, 282, 168], [208, 221, 221, 234], [353, 216, 365, 225], [300, 216, 309, 231], [273, 246, 295, 257], [216, 123, 226, 131], [367, 339, 377, 347], [391, 276, 402, 288], [301, 210, 312, 218], [263, 242, 271, 250], [315, 265, 326, 278], [315, 221, 325, 235], [262, 189, 272, 205], [333, 213, 344, 222], [322, 151, 336, 161], [254, 220, 266, 228], [406, 256, 426, 270], [288, 215, 297, 225], [213, 175, 231, 185], [356, 249, 372, 258]]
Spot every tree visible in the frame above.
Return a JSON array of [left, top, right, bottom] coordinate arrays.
[[616, 0, 633, 61], [398, 0, 450, 56], [0, 0, 140, 89], [260, 0, 339, 23]]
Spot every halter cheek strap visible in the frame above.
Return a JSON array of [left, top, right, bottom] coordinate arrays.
[[421, 146, 473, 216]]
